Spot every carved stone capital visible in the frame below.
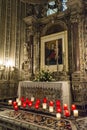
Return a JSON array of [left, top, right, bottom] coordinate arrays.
[[67, 0, 83, 10], [23, 16, 38, 26]]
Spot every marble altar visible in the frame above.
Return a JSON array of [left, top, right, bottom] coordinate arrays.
[[18, 81, 71, 110]]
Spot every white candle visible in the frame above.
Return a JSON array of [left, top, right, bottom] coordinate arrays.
[[73, 110, 78, 117], [8, 100, 12, 105], [49, 106, 54, 112], [56, 113, 61, 120], [42, 103, 47, 109], [16, 98, 20, 103], [18, 101, 21, 106], [31, 96, 34, 102]]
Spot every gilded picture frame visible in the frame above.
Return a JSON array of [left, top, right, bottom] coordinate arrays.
[[40, 31, 68, 72]]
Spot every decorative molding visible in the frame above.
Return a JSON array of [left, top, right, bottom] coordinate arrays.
[[21, 0, 48, 4], [23, 16, 38, 26]]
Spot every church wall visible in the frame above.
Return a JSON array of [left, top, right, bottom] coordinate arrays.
[[0, 0, 26, 99], [0, 0, 26, 80], [69, 0, 87, 114]]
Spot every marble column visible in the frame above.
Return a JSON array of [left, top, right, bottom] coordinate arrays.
[[72, 22, 80, 71], [30, 35, 34, 76]]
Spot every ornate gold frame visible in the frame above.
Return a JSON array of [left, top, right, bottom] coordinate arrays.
[[40, 31, 68, 72]]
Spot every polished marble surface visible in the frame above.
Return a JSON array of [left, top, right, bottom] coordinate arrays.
[[0, 105, 87, 130], [0, 109, 86, 130], [75, 117, 87, 130]]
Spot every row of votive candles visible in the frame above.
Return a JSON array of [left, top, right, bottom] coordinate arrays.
[[8, 97, 78, 119]]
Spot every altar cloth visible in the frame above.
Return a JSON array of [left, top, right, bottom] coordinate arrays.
[[18, 81, 71, 109]]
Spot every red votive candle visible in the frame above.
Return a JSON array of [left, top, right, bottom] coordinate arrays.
[[71, 104, 76, 111], [36, 99, 40, 104], [14, 105, 18, 111], [56, 100, 60, 106], [56, 107, 62, 113], [35, 103, 39, 109], [26, 98, 29, 104], [20, 97, 25, 102], [28, 101, 32, 107], [43, 98, 47, 103], [22, 102, 26, 108], [49, 101, 54, 106], [64, 110, 70, 117], [13, 101, 17, 106], [64, 104, 68, 110]]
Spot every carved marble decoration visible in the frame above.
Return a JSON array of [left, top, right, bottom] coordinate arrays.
[[0, 109, 78, 130], [84, 16, 87, 72], [18, 81, 71, 110]]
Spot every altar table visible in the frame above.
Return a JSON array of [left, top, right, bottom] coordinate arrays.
[[18, 81, 71, 109]]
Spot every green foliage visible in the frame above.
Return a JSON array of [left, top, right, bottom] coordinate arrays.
[[33, 70, 55, 82]]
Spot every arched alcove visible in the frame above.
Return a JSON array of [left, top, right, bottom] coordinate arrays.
[[42, 21, 67, 36]]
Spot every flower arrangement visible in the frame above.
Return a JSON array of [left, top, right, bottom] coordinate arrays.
[[33, 69, 55, 82]]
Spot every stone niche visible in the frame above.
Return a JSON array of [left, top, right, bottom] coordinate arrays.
[[23, 14, 70, 81]]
